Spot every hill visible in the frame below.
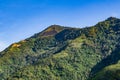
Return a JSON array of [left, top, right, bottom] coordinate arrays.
[[0, 17, 120, 80]]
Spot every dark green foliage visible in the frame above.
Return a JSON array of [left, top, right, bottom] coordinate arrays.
[[55, 28, 81, 41], [90, 63, 120, 80]]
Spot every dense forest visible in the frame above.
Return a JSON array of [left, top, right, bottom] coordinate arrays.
[[0, 17, 120, 80]]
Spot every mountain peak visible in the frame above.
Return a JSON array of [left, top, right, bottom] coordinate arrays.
[[106, 16, 119, 21], [41, 25, 65, 37], [47, 25, 64, 30]]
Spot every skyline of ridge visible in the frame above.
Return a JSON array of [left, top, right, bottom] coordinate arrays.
[[0, 0, 120, 51]]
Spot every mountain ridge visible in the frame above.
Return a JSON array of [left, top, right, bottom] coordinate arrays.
[[0, 17, 120, 80]]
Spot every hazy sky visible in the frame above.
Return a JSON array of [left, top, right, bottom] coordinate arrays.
[[0, 0, 120, 51]]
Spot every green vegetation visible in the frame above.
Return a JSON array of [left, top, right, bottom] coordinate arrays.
[[90, 63, 120, 80], [0, 17, 120, 80]]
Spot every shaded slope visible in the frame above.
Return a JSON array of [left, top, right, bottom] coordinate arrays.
[[89, 45, 120, 79], [90, 63, 120, 80]]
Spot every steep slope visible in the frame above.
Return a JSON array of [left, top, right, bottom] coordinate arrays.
[[0, 17, 120, 80], [90, 63, 120, 80]]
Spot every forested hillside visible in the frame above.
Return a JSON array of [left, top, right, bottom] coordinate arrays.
[[0, 17, 120, 80]]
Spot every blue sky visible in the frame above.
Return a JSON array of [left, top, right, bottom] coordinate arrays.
[[0, 0, 120, 51]]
